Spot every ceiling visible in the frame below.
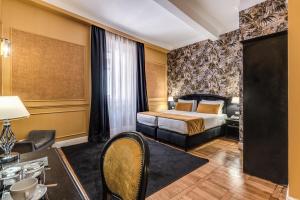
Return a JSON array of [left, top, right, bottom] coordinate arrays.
[[43, 0, 266, 50]]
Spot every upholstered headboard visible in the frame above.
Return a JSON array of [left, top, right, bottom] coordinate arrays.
[[175, 94, 230, 114]]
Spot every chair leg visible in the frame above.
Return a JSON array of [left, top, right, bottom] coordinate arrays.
[[102, 188, 108, 200]]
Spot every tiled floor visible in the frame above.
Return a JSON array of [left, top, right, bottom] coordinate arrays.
[[147, 138, 287, 200]]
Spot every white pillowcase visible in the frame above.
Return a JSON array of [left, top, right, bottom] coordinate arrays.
[[200, 100, 224, 114], [178, 99, 197, 112]]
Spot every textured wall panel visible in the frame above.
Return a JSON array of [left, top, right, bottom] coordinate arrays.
[[11, 107, 88, 140], [146, 62, 167, 99], [11, 29, 85, 100], [145, 46, 168, 111]]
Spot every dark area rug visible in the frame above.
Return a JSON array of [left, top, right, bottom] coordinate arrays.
[[62, 139, 208, 200]]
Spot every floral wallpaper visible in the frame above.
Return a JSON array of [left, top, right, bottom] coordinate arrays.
[[167, 0, 288, 145], [240, 0, 288, 41], [167, 30, 242, 98]]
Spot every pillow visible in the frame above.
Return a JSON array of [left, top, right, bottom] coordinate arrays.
[[197, 103, 221, 114], [178, 99, 197, 112], [200, 100, 224, 114], [175, 102, 193, 112]]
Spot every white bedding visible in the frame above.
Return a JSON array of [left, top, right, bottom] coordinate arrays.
[[137, 110, 227, 134], [137, 113, 158, 126], [158, 110, 227, 135]]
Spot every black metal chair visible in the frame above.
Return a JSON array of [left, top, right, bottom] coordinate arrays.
[[26, 130, 56, 151], [0, 130, 56, 155], [100, 132, 149, 200], [13, 141, 36, 154], [0, 141, 35, 155]]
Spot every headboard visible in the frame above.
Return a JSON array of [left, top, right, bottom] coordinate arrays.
[[175, 94, 230, 114]]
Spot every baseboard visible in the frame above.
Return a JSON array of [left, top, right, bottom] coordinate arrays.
[[288, 197, 299, 200], [287, 186, 299, 200], [288, 194, 299, 200], [52, 136, 88, 148]]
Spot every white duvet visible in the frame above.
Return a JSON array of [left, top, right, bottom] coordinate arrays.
[[158, 110, 227, 134], [137, 112, 158, 126], [137, 110, 227, 134]]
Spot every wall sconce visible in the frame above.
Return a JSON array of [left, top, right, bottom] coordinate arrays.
[[1, 38, 11, 57]]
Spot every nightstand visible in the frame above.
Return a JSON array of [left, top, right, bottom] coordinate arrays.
[[225, 118, 239, 140]]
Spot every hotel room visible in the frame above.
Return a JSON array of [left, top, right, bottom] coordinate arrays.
[[0, 0, 299, 199]]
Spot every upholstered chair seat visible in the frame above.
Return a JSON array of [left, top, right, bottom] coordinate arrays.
[[100, 132, 149, 200]]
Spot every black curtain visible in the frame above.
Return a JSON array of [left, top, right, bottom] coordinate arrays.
[[136, 42, 149, 112], [89, 26, 110, 143]]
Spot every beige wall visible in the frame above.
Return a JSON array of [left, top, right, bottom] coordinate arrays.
[[0, 0, 90, 141], [145, 46, 168, 111], [289, 0, 300, 198]]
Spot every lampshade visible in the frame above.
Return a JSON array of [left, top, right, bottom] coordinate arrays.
[[168, 96, 174, 102], [0, 96, 30, 121], [231, 97, 240, 104]]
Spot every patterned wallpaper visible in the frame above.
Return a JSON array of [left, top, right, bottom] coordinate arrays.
[[167, 0, 287, 98], [167, 0, 288, 144], [240, 0, 288, 41], [167, 30, 242, 98]]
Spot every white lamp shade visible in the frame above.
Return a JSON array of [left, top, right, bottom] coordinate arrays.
[[168, 96, 174, 102], [0, 96, 30, 120], [231, 97, 240, 104]]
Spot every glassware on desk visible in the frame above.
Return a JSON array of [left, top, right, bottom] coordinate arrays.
[[0, 157, 48, 197], [22, 161, 46, 184]]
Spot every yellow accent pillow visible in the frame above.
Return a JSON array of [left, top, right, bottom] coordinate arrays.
[[197, 103, 220, 114], [175, 102, 193, 112]]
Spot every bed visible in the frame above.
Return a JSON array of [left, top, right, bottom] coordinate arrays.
[[158, 110, 226, 134], [136, 113, 158, 138], [137, 94, 230, 150]]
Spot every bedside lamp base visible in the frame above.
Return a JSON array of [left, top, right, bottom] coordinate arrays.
[[0, 120, 18, 165], [0, 152, 19, 164]]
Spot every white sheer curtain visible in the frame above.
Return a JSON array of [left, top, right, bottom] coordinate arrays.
[[106, 32, 137, 135]]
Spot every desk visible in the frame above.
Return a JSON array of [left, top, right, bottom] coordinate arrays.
[[5, 148, 89, 200]]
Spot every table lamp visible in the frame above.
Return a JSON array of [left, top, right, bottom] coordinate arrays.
[[231, 97, 240, 104], [0, 96, 30, 164], [231, 96, 240, 120], [168, 96, 175, 109], [168, 96, 174, 102]]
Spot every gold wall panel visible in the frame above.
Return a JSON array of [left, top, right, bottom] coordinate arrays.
[[10, 106, 88, 140], [11, 29, 85, 100], [0, 22, 2, 95], [148, 99, 168, 112], [289, 0, 300, 198], [145, 47, 167, 65], [145, 47, 168, 111], [0, 0, 90, 140], [146, 62, 167, 99]]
